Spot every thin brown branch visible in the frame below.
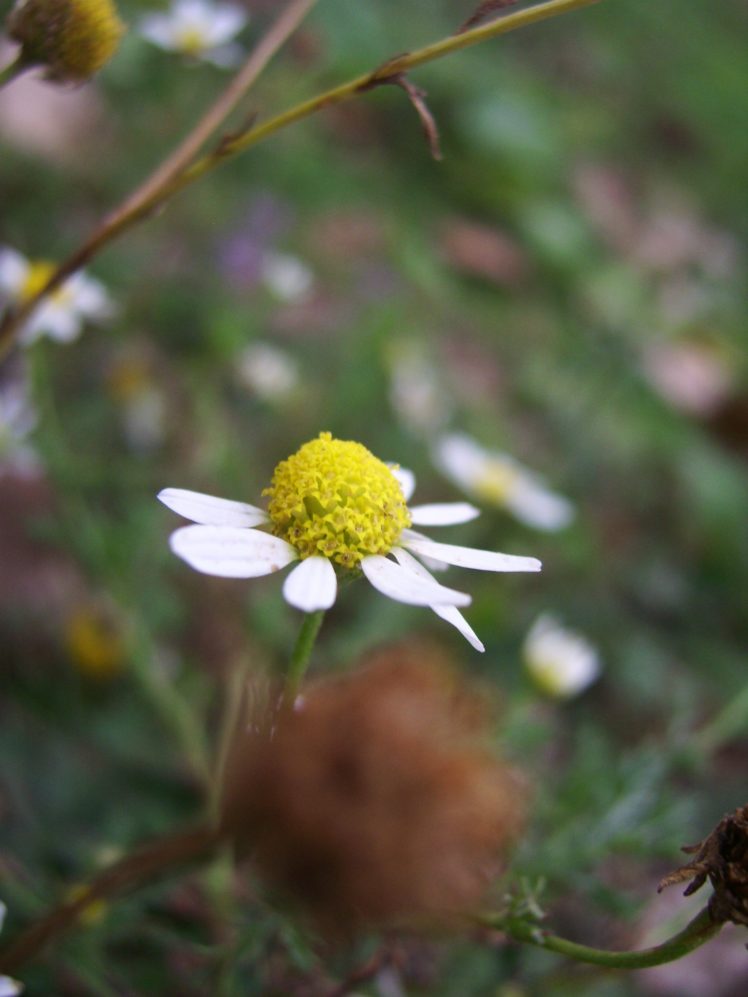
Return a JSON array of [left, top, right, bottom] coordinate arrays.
[[458, 1, 520, 35], [0, 0, 602, 358], [0, 825, 222, 976], [390, 75, 443, 160], [104, 0, 316, 231], [0, 0, 317, 359]]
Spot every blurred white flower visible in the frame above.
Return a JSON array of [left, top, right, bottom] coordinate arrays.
[[523, 614, 600, 698], [260, 251, 313, 302], [236, 341, 299, 401], [139, 0, 248, 67], [0, 370, 41, 477], [642, 339, 733, 417], [0, 900, 24, 995], [388, 340, 451, 438], [0, 247, 113, 346], [107, 351, 167, 453], [435, 433, 574, 532]]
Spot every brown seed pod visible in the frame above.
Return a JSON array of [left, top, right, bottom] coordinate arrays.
[[222, 643, 526, 934]]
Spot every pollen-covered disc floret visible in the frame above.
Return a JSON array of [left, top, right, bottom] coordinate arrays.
[[263, 432, 411, 568], [8, 0, 125, 83]]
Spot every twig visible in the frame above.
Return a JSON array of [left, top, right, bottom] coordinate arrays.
[[0, 0, 602, 357], [360, 72, 442, 160], [103, 0, 317, 232], [0, 0, 317, 357], [0, 825, 222, 975], [458, 1, 519, 36]]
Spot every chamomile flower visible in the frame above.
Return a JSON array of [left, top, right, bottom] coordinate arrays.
[[523, 614, 600, 698], [0, 900, 23, 995], [237, 341, 299, 401], [260, 251, 313, 302], [435, 432, 574, 532], [0, 361, 40, 477], [0, 247, 113, 345], [159, 432, 541, 651], [139, 0, 248, 67]]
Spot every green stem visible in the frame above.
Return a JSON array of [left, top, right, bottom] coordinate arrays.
[[285, 610, 326, 703], [692, 681, 748, 757], [0, 0, 602, 357], [183, 0, 602, 182], [481, 905, 722, 969], [127, 620, 212, 785], [209, 655, 252, 817], [0, 54, 28, 91]]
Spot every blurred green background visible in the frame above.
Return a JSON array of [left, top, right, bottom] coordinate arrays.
[[1, 0, 747, 993]]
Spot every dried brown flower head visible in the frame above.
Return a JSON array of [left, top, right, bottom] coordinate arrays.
[[222, 644, 525, 933], [8, 0, 125, 83], [658, 803, 748, 926]]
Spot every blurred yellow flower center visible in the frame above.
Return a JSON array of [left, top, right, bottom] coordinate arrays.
[[473, 461, 520, 503], [264, 432, 411, 568], [177, 27, 209, 55], [8, 0, 125, 82], [20, 261, 69, 304]]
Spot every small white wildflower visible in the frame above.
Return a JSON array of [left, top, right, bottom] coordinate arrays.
[[0, 370, 41, 477], [435, 432, 574, 532], [260, 251, 313, 302], [642, 339, 732, 417], [139, 0, 247, 67], [237, 341, 299, 401], [0, 247, 113, 346], [0, 900, 24, 995], [523, 614, 600, 698], [387, 339, 451, 438], [159, 432, 542, 651]]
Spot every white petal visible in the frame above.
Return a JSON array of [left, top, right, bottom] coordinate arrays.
[[158, 487, 269, 527], [402, 534, 541, 573], [388, 464, 415, 501], [32, 303, 80, 342], [505, 481, 575, 532], [409, 502, 480, 527], [169, 525, 296, 578], [434, 433, 488, 490], [282, 556, 337, 612], [393, 548, 484, 651], [431, 604, 485, 651], [0, 248, 28, 295], [209, 5, 249, 44], [361, 554, 470, 607], [68, 274, 114, 320], [139, 15, 177, 48], [0, 975, 23, 997], [202, 41, 244, 68]]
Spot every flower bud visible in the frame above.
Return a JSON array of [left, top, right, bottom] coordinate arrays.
[[7, 0, 125, 83]]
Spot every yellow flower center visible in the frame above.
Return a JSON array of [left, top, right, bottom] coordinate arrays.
[[8, 0, 125, 83], [176, 26, 209, 56], [20, 261, 65, 304], [264, 432, 411, 568], [473, 461, 521, 504]]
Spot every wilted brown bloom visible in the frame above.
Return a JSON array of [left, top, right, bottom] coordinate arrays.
[[222, 645, 525, 933], [658, 803, 748, 926], [8, 0, 124, 83]]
